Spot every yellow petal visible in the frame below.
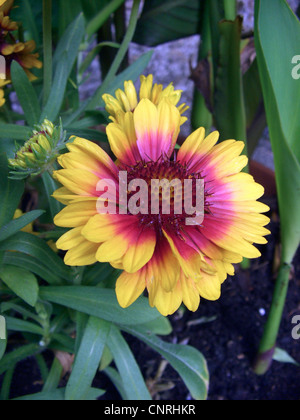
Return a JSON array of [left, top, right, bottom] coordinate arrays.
[[96, 236, 129, 263], [122, 229, 156, 273], [180, 274, 201, 312], [196, 271, 222, 301], [116, 271, 146, 308], [54, 168, 99, 196], [54, 201, 97, 228], [56, 227, 85, 251], [64, 241, 99, 266]]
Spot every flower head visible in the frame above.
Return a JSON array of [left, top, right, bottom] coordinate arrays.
[[53, 77, 270, 316], [103, 74, 189, 128], [9, 119, 67, 179]]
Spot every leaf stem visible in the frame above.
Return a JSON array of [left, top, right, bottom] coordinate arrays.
[[253, 263, 291, 375], [224, 0, 237, 20], [43, 0, 53, 106]]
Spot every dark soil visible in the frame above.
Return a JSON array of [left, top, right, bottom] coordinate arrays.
[[2, 201, 300, 401]]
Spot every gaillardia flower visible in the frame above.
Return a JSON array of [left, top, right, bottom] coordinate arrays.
[[53, 77, 270, 316]]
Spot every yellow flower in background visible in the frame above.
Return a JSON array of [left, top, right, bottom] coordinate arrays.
[[53, 76, 270, 316], [0, 0, 14, 15], [103, 74, 189, 128], [13, 209, 58, 253], [0, 78, 9, 107], [14, 209, 34, 234], [0, 0, 42, 85]]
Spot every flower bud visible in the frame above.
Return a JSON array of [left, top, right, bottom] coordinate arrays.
[[9, 119, 68, 179]]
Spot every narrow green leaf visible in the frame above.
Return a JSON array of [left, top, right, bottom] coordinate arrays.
[[86, 0, 125, 38], [0, 265, 39, 307], [0, 232, 72, 282], [0, 210, 44, 242], [0, 343, 40, 375], [123, 325, 209, 400], [139, 317, 173, 336], [14, 387, 105, 401], [107, 325, 151, 400], [0, 315, 7, 361], [5, 316, 43, 336], [42, 172, 63, 220], [53, 13, 85, 76], [11, 61, 41, 126], [3, 252, 63, 285], [0, 124, 32, 141], [40, 54, 69, 122], [21, 0, 40, 45], [104, 367, 127, 400], [66, 317, 111, 400], [39, 286, 162, 326], [0, 365, 15, 400], [14, 389, 65, 401], [43, 358, 63, 393], [0, 154, 24, 228]]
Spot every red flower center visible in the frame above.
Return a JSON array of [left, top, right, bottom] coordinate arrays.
[[120, 156, 211, 236]]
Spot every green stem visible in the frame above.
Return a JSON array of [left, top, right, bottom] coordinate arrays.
[[253, 263, 291, 375], [43, 0, 53, 106], [224, 0, 237, 20], [99, 0, 141, 95], [86, 0, 125, 39]]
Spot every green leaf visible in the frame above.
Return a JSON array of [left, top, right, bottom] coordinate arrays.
[[273, 347, 300, 367], [0, 154, 24, 228], [39, 286, 162, 326], [104, 367, 126, 399], [40, 54, 70, 122], [0, 232, 72, 282], [21, 0, 40, 45], [0, 210, 44, 242], [42, 172, 63, 220], [53, 13, 85, 77], [139, 317, 173, 336], [5, 316, 43, 336], [0, 343, 40, 375], [0, 315, 7, 361], [65, 317, 111, 400], [42, 358, 63, 393], [107, 325, 151, 400], [0, 265, 39, 307], [123, 325, 209, 400], [255, 0, 300, 263], [133, 0, 201, 46], [0, 124, 32, 141], [3, 252, 63, 285], [14, 387, 105, 401], [11, 61, 41, 127]]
